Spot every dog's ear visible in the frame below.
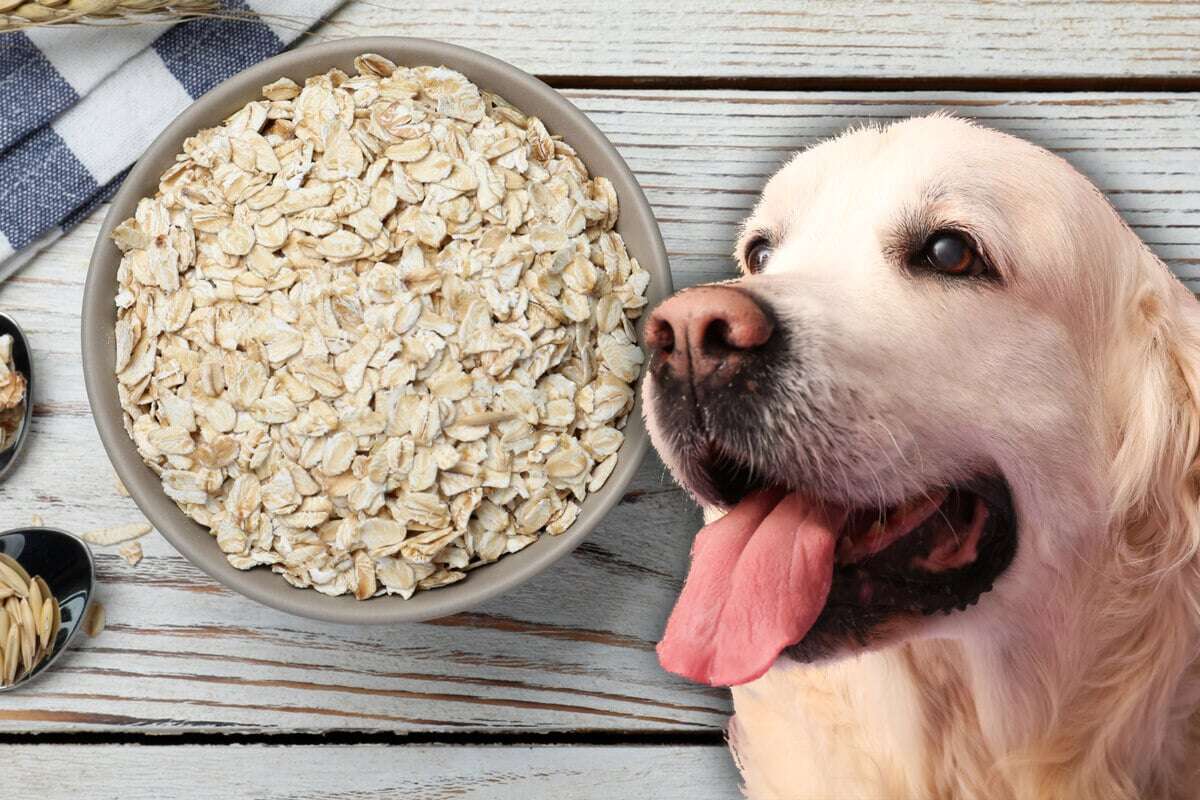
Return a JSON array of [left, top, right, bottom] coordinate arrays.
[[1109, 249, 1200, 566], [1041, 246, 1200, 799]]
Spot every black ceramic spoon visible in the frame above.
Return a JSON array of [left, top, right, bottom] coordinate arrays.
[[0, 527, 95, 692], [0, 312, 32, 483]]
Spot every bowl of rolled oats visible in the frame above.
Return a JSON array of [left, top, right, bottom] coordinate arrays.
[[81, 38, 670, 623]]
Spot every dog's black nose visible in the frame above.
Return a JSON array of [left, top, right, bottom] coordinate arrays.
[[646, 286, 774, 384]]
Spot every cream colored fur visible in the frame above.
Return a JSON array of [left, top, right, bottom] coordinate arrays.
[[687, 117, 1200, 799]]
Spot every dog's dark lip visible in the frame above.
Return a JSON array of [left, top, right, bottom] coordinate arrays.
[[691, 442, 773, 508]]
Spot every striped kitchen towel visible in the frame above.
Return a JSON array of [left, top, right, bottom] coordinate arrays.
[[0, 0, 343, 282]]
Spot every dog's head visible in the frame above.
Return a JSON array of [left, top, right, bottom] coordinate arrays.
[[645, 115, 1200, 687]]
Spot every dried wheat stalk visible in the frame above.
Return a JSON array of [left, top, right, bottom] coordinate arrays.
[[0, 0, 222, 31]]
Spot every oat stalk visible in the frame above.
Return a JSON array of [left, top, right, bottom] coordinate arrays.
[[1, 0, 230, 31]]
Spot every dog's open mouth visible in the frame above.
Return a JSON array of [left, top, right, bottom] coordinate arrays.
[[657, 447, 1018, 687]]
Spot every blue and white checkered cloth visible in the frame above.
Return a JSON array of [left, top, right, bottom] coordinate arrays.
[[0, 0, 342, 281]]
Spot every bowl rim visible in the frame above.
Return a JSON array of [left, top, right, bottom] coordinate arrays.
[[81, 36, 672, 625]]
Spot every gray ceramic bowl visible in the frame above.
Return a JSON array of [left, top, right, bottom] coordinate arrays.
[[81, 37, 671, 624]]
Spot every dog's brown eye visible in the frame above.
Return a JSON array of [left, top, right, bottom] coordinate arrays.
[[745, 239, 774, 273], [921, 231, 983, 277]]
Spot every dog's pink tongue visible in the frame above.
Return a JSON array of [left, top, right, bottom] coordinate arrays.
[[657, 490, 845, 687]]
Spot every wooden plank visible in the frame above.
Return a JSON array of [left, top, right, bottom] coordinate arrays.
[[558, 91, 1200, 290], [0, 412, 718, 731], [314, 0, 1200, 81], [10, 744, 740, 799], [0, 90, 1195, 734]]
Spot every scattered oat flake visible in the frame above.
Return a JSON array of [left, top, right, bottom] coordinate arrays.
[[83, 602, 105, 638], [118, 541, 143, 567], [81, 522, 153, 546]]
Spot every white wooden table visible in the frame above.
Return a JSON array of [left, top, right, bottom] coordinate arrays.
[[3, 3, 1198, 797]]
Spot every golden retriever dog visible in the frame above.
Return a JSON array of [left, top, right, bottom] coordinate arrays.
[[641, 115, 1200, 799]]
